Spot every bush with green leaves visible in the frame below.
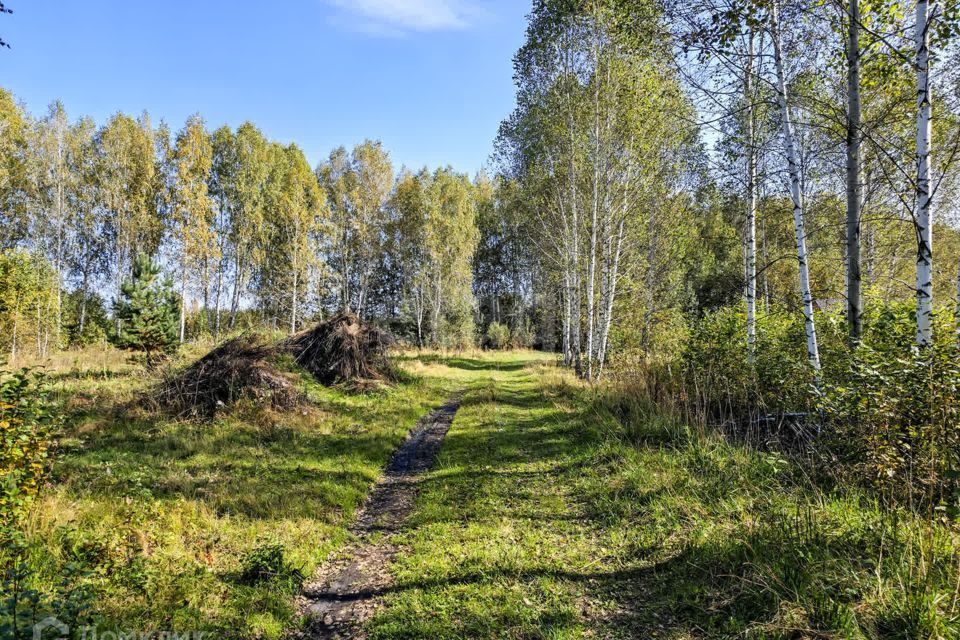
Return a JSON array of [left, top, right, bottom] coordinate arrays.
[[112, 254, 179, 366], [615, 299, 960, 511], [485, 322, 510, 350], [238, 542, 303, 587], [0, 370, 61, 530], [819, 304, 960, 510], [63, 291, 110, 348]]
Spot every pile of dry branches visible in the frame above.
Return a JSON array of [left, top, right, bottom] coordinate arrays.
[[156, 335, 302, 417], [285, 312, 396, 385], [156, 314, 396, 417]]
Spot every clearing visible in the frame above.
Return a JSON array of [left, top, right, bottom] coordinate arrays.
[[18, 350, 958, 638]]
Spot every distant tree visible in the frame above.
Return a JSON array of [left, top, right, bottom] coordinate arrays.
[[0, 251, 58, 364], [259, 143, 325, 333], [96, 113, 164, 308], [170, 114, 214, 342], [317, 141, 393, 317], [113, 254, 179, 367], [0, 88, 28, 248]]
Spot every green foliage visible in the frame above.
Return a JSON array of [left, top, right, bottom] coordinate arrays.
[[238, 542, 303, 587], [1, 532, 95, 640], [485, 322, 511, 350], [0, 251, 60, 362], [63, 291, 109, 348], [618, 300, 960, 513], [0, 370, 60, 530], [112, 254, 179, 366], [820, 304, 960, 511]]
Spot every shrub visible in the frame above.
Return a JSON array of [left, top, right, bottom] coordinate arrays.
[[511, 319, 535, 349], [486, 322, 510, 350], [238, 542, 303, 586], [63, 291, 110, 348], [1, 370, 61, 530], [611, 299, 960, 511]]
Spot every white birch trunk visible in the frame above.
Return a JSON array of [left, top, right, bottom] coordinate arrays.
[[585, 29, 602, 381], [179, 269, 187, 344], [597, 217, 625, 380], [291, 260, 298, 334], [745, 31, 758, 362], [771, 1, 822, 374], [915, 0, 934, 347]]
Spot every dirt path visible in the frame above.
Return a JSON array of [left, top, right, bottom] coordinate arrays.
[[294, 397, 461, 639]]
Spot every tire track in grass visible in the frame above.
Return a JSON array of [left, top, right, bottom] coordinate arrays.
[[293, 397, 461, 640]]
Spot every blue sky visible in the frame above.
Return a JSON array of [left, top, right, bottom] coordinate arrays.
[[0, 0, 529, 174]]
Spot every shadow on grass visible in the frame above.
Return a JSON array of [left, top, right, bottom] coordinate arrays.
[[51, 374, 451, 522], [396, 353, 533, 372], [367, 366, 924, 640]]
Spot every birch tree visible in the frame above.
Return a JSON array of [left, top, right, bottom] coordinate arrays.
[[317, 141, 393, 317], [915, 0, 934, 346], [770, 0, 822, 374], [96, 113, 163, 308], [170, 114, 215, 342], [845, 0, 863, 343], [0, 89, 29, 249]]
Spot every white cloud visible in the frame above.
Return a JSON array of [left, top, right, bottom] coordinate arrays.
[[326, 0, 482, 33]]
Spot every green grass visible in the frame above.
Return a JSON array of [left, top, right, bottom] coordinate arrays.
[[367, 357, 960, 639], [11, 349, 960, 638], [12, 348, 541, 638]]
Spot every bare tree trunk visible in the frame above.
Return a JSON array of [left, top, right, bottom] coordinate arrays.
[[643, 206, 657, 352], [846, 0, 863, 343], [562, 271, 572, 366], [745, 30, 758, 362], [585, 29, 602, 381], [597, 217, 625, 380], [213, 271, 223, 342], [10, 299, 19, 365], [915, 0, 934, 347], [771, 0, 822, 374], [290, 278, 297, 334], [179, 269, 187, 344], [229, 254, 243, 329]]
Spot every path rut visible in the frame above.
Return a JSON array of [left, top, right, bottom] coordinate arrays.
[[293, 397, 461, 639]]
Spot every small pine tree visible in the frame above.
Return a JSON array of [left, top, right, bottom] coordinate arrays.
[[113, 254, 179, 367]]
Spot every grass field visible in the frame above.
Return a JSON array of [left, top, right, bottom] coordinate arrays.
[[10, 348, 960, 638], [13, 347, 538, 638], [368, 356, 960, 639]]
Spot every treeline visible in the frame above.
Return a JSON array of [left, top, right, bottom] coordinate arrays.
[[488, 0, 960, 382], [483, 0, 960, 510], [0, 90, 484, 361]]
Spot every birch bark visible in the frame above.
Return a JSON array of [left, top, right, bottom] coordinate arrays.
[[915, 0, 934, 347], [771, 0, 822, 374], [745, 30, 757, 362], [846, 0, 863, 343]]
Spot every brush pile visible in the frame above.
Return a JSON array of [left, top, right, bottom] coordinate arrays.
[[156, 334, 302, 417], [285, 312, 396, 385]]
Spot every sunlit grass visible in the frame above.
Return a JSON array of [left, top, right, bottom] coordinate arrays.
[[368, 356, 960, 639], [16, 346, 499, 637]]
